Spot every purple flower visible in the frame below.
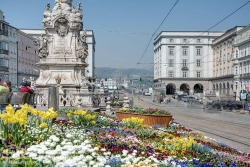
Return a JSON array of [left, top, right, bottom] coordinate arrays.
[[4, 140, 10, 145]]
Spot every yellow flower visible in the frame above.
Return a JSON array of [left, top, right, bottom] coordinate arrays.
[[40, 122, 47, 128], [8, 134, 12, 139]]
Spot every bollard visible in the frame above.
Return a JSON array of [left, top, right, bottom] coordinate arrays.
[[48, 86, 59, 111]]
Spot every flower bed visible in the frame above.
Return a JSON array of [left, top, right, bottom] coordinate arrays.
[[0, 105, 249, 167]]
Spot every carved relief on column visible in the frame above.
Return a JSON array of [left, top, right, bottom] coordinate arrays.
[[76, 29, 88, 61], [34, 34, 49, 59]]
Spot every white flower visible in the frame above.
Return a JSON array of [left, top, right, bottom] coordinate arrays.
[[28, 153, 37, 158], [16, 150, 24, 155], [91, 152, 97, 157], [73, 140, 80, 144], [53, 137, 60, 142], [84, 139, 91, 144], [89, 161, 95, 165], [37, 149, 45, 155], [86, 155, 93, 160], [64, 159, 77, 166], [43, 158, 52, 164], [56, 155, 66, 162], [36, 156, 44, 162], [11, 153, 20, 159], [78, 161, 87, 166], [66, 133, 73, 138], [61, 151, 70, 157], [122, 150, 128, 156], [44, 141, 51, 146], [100, 148, 106, 152], [50, 142, 56, 147]]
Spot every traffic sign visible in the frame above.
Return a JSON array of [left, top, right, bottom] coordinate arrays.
[[241, 93, 247, 100]]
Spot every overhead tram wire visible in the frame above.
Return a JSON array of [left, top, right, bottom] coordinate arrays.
[[128, 0, 180, 74], [161, 0, 250, 69]]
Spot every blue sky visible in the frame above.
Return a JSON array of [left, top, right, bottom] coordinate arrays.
[[1, 0, 250, 70]]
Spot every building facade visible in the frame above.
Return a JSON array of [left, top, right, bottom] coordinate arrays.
[[233, 24, 250, 98], [103, 78, 117, 90], [211, 26, 244, 97], [21, 29, 96, 78], [153, 31, 224, 95], [17, 30, 40, 86], [0, 10, 18, 89]]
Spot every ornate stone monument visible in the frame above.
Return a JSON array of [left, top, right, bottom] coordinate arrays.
[[34, 0, 93, 107]]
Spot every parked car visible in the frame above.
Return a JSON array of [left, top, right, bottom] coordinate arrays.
[[144, 92, 151, 96], [182, 96, 188, 102], [177, 94, 187, 100], [223, 101, 243, 110], [172, 93, 178, 99], [183, 96, 195, 102]]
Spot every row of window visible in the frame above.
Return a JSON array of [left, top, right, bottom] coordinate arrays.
[[168, 71, 201, 78], [0, 59, 9, 67], [168, 47, 202, 56], [214, 40, 233, 50], [168, 38, 202, 43], [0, 41, 9, 50], [0, 23, 16, 38], [213, 67, 232, 76], [0, 23, 8, 31], [168, 59, 201, 67], [214, 53, 233, 66]]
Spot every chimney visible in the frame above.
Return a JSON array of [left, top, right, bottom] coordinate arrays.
[[0, 10, 4, 21]]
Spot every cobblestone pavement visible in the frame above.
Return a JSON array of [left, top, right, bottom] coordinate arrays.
[[128, 94, 250, 154]]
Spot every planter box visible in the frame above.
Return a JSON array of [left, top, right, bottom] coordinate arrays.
[[116, 111, 172, 126]]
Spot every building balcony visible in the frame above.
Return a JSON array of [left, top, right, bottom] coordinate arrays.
[[181, 66, 189, 71], [0, 30, 8, 36], [232, 59, 239, 65], [240, 73, 250, 79], [0, 49, 9, 55], [0, 66, 9, 72]]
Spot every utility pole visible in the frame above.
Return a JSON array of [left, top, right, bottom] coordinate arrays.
[[131, 80, 134, 94]]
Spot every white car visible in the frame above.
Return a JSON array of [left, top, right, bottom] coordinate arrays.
[[144, 92, 151, 96]]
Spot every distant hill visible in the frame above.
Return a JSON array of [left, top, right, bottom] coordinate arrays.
[[95, 67, 153, 79]]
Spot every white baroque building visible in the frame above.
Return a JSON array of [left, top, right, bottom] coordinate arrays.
[[103, 78, 117, 90], [154, 31, 224, 95], [211, 26, 244, 97], [17, 30, 40, 85], [21, 29, 96, 78], [233, 24, 250, 98], [0, 10, 18, 89]]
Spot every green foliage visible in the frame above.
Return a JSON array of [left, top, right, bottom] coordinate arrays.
[[57, 108, 75, 114], [136, 127, 156, 138], [120, 107, 171, 115]]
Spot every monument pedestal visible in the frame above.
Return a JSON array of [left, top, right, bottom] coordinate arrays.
[[34, 0, 93, 108]]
